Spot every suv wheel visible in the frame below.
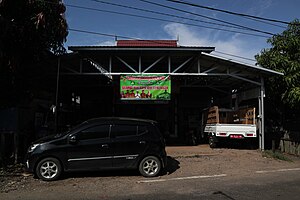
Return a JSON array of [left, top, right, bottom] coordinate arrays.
[[36, 157, 62, 181], [139, 156, 161, 177]]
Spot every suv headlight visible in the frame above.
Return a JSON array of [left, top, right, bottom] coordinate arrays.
[[28, 144, 40, 153]]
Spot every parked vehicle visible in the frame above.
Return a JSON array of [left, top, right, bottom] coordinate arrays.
[[25, 117, 167, 181], [203, 106, 257, 148]]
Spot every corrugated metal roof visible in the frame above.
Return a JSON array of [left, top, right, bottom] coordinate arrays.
[[117, 40, 178, 47], [201, 52, 283, 76], [68, 46, 215, 53], [67, 45, 282, 76]]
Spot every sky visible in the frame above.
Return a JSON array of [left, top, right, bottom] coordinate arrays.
[[64, 0, 300, 65]]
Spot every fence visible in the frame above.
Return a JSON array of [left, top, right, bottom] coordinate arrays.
[[279, 131, 300, 156], [280, 139, 300, 156]]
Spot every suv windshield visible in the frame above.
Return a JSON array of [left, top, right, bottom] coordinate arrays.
[[55, 121, 89, 137]]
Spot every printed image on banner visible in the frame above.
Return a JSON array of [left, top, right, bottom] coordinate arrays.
[[120, 74, 171, 100]]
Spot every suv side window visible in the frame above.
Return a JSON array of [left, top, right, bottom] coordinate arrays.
[[78, 125, 110, 140], [111, 124, 137, 138], [137, 125, 149, 135]]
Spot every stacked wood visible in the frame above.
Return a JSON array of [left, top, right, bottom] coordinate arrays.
[[233, 107, 256, 124], [206, 106, 255, 125], [206, 106, 219, 124]]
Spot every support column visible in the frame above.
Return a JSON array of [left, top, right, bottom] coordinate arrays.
[[258, 94, 262, 150], [168, 56, 171, 73], [109, 56, 112, 73], [55, 57, 61, 134], [260, 77, 265, 150], [139, 56, 142, 73], [79, 59, 83, 73], [258, 77, 265, 150], [174, 96, 178, 138], [197, 57, 201, 73]]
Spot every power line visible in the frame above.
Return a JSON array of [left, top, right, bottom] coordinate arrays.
[[89, 0, 254, 32], [167, 0, 291, 25], [209, 53, 256, 66], [69, 28, 136, 40], [66, 4, 270, 38], [139, 0, 274, 36], [91, 0, 279, 35], [34, 1, 262, 63], [242, 17, 286, 29], [43, 0, 273, 37], [213, 51, 256, 62]]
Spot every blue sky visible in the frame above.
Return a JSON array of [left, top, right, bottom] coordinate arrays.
[[64, 0, 299, 65]]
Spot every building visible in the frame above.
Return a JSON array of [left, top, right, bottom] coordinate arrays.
[[48, 40, 281, 149]]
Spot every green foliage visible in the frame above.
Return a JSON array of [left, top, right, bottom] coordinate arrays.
[[0, 0, 68, 73], [262, 150, 293, 162], [255, 19, 300, 108]]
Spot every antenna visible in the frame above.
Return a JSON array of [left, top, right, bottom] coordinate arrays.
[[177, 35, 180, 46]]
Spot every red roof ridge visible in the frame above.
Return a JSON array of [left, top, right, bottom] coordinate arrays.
[[117, 40, 178, 47]]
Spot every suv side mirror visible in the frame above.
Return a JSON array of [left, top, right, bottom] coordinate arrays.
[[69, 135, 78, 144]]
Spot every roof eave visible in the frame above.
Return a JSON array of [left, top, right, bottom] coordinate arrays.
[[201, 53, 283, 76], [68, 46, 215, 53]]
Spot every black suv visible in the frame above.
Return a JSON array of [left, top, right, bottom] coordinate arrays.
[[25, 117, 167, 181]]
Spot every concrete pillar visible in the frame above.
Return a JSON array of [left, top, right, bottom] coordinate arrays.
[[259, 77, 265, 150]]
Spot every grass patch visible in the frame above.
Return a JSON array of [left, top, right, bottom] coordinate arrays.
[[262, 150, 293, 162]]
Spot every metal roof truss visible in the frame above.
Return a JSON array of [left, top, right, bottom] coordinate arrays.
[[61, 54, 262, 87]]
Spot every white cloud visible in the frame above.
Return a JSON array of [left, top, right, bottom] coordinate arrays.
[[163, 23, 261, 65], [248, 0, 273, 16], [164, 23, 211, 46], [96, 40, 115, 46]]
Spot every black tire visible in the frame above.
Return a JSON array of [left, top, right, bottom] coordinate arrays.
[[139, 156, 161, 177], [36, 157, 62, 181], [209, 136, 217, 148]]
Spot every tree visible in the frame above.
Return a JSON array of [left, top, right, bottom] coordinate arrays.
[[0, 0, 68, 106], [255, 19, 300, 108], [0, 0, 68, 166], [0, 0, 68, 71]]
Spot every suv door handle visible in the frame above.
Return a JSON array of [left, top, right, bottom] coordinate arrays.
[[101, 144, 109, 148], [139, 141, 146, 144]]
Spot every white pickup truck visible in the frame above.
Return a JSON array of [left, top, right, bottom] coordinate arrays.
[[204, 124, 257, 148], [203, 106, 257, 148]]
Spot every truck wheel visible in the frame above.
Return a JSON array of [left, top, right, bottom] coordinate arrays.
[[209, 136, 217, 148], [139, 156, 161, 177], [36, 157, 62, 181]]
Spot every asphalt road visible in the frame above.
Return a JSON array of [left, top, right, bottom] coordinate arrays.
[[2, 168, 300, 200], [1, 146, 300, 200], [133, 169, 300, 200]]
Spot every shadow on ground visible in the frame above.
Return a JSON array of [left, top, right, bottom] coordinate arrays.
[[62, 169, 139, 180], [60, 156, 180, 180], [162, 156, 180, 175]]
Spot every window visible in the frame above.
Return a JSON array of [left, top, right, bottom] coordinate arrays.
[[78, 125, 110, 140], [138, 125, 149, 135], [111, 125, 137, 137]]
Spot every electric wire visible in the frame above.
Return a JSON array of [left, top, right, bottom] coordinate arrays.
[[139, 0, 274, 35], [166, 0, 292, 25], [241, 17, 286, 29], [66, 4, 270, 38], [88, 0, 254, 31], [69, 28, 137, 40], [43, 0, 274, 37], [213, 51, 256, 62], [40, 0, 265, 62], [209, 52, 256, 65]]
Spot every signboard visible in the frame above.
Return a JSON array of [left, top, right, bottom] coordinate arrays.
[[120, 74, 171, 100]]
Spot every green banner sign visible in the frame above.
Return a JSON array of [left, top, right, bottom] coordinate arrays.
[[120, 74, 171, 100]]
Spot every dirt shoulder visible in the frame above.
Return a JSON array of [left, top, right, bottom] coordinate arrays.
[[166, 145, 300, 177], [1, 145, 300, 196]]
